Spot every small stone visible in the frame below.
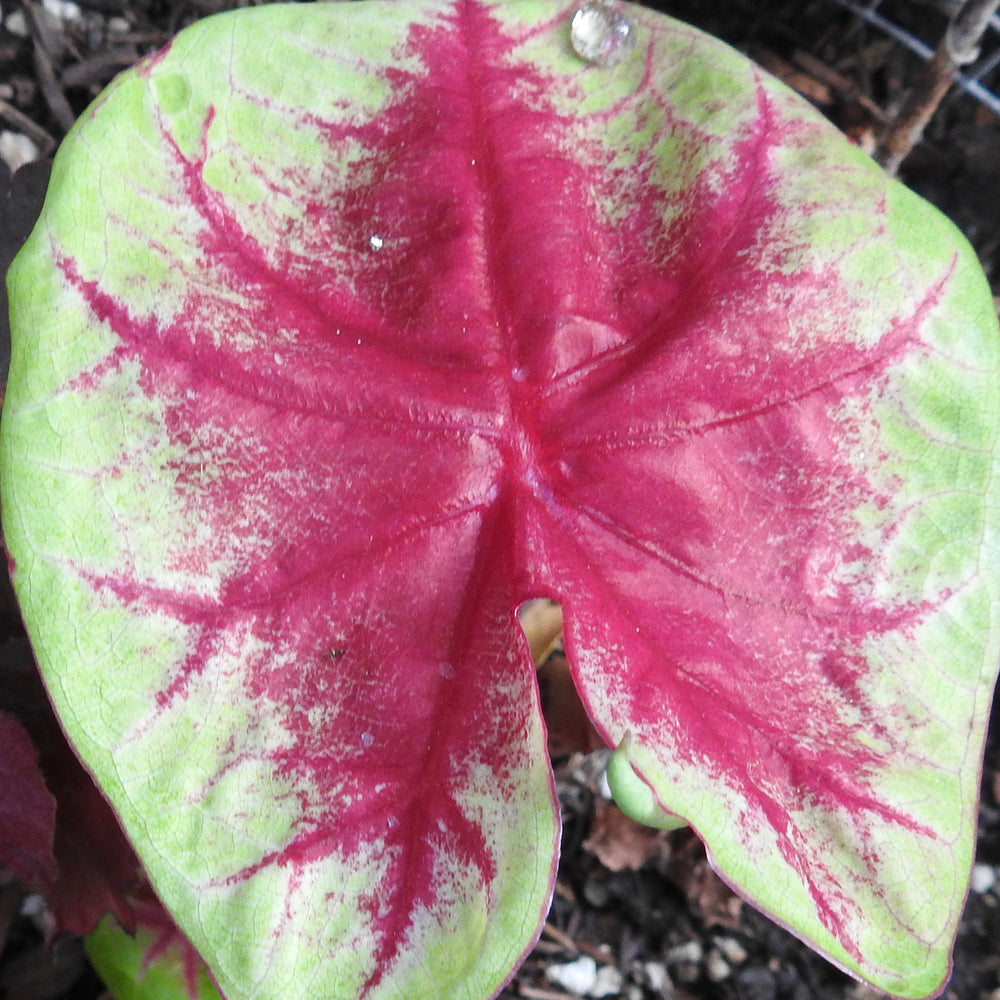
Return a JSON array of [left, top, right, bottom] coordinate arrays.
[[665, 939, 702, 985], [570, 0, 636, 66], [548, 955, 598, 996], [641, 961, 670, 995], [971, 862, 996, 894], [665, 939, 702, 964], [714, 936, 748, 965], [42, 0, 81, 19], [591, 964, 623, 997], [706, 949, 731, 982], [4, 9, 28, 36], [0, 131, 39, 172]]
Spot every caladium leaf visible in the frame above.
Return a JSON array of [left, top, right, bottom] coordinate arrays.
[[86, 886, 222, 1000], [2, 2, 998, 999]]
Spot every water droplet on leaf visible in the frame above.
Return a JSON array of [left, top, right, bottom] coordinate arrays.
[[570, 1, 635, 66], [360, 731, 374, 748], [369, 234, 384, 251]]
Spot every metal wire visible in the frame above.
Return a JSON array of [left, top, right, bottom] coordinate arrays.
[[828, 0, 1000, 117]]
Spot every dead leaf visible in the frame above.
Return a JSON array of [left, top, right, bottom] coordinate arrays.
[[582, 798, 670, 872]]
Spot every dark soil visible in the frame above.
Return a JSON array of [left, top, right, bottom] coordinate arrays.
[[2, 1, 1000, 999]]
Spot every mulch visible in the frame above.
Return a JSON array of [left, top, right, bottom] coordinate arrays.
[[2, 1, 1000, 999]]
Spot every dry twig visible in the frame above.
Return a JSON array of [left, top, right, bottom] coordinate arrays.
[[0, 97, 57, 157], [519, 987, 578, 1000], [22, 1, 77, 135], [875, 0, 1000, 173]]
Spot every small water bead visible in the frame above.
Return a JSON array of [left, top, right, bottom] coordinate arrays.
[[359, 731, 374, 748], [570, 1, 636, 66], [369, 234, 384, 251]]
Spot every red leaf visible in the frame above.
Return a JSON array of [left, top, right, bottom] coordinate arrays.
[[0, 638, 139, 936], [0, 710, 58, 886]]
